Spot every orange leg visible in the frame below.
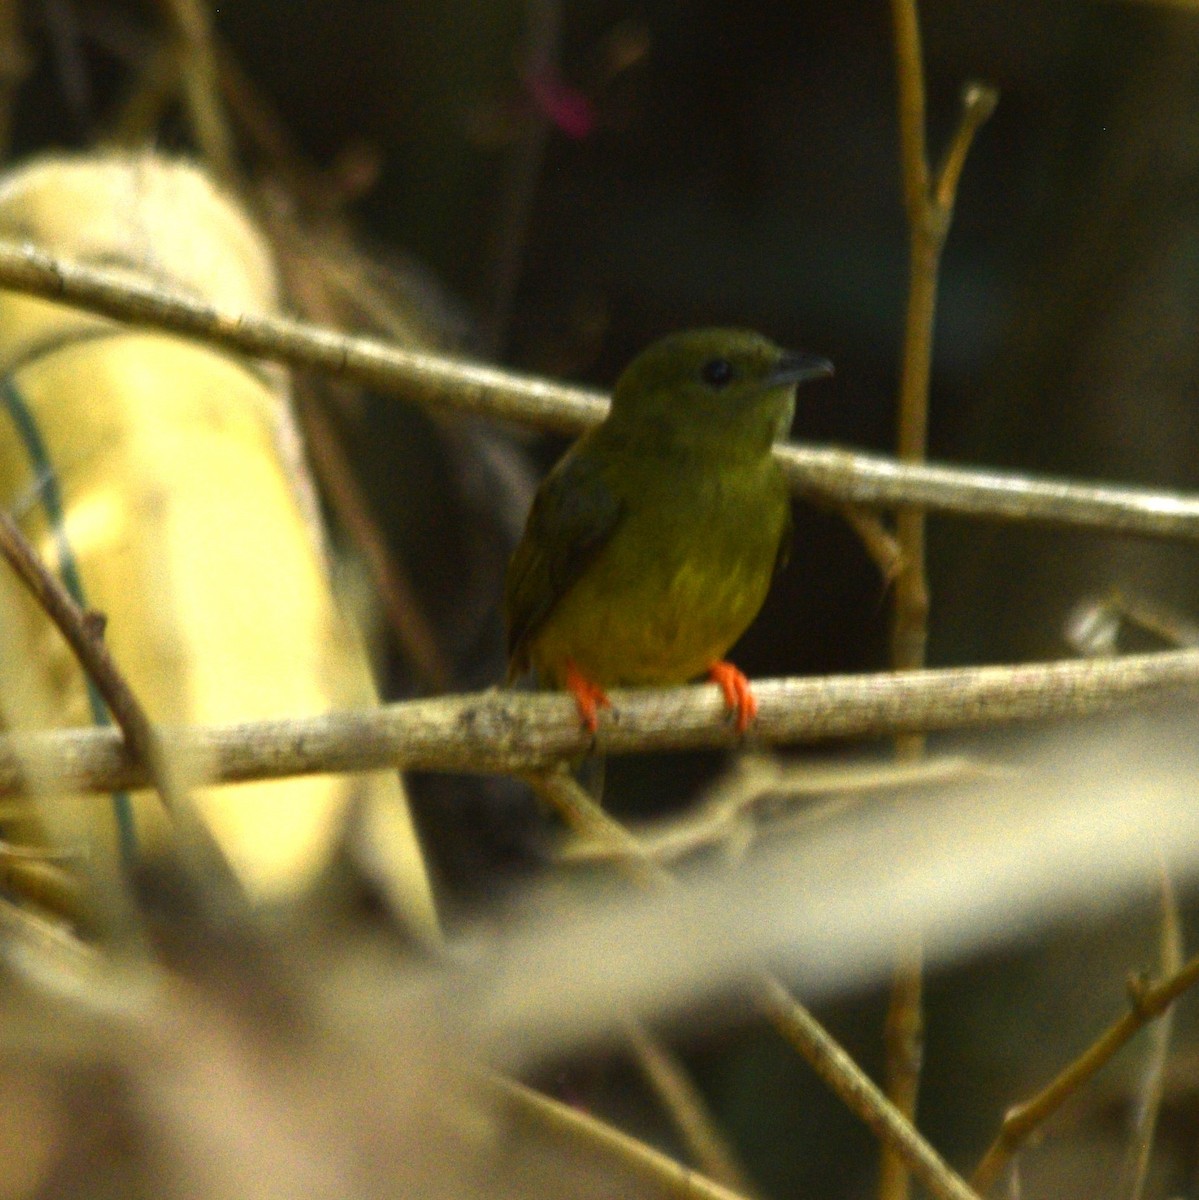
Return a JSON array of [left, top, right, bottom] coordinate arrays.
[[564, 660, 612, 733], [707, 660, 758, 733]]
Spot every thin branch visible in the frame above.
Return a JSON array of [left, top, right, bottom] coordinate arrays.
[[527, 768, 666, 888], [0, 239, 1198, 540], [0, 508, 181, 813], [757, 976, 980, 1200], [890, 0, 929, 224], [0, 838, 83, 862], [295, 389, 450, 690], [1, 649, 1198, 796], [1068, 590, 1199, 655], [625, 1020, 757, 1195], [885, 14, 997, 1194], [103, 40, 179, 145], [530, 768, 983, 1200], [934, 84, 999, 215], [490, 1073, 755, 1200], [970, 949, 1199, 1195], [777, 445, 1199, 541], [0, 508, 239, 889], [0, 238, 608, 432], [479, 0, 560, 355], [838, 504, 904, 583], [560, 755, 992, 867], [156, 0, 237, 181], [1120, 862, 1182, 1200], [534, 770, 761, 1189], [880, 945, 923, 1200]]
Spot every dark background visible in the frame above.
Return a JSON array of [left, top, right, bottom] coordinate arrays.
[[12, 2, 1199, 1196]]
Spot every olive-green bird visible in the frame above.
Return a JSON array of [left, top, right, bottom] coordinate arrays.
[[504, 328, 833, 732]]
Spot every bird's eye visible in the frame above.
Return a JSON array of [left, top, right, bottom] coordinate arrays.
[[700, 357, 736, 388]]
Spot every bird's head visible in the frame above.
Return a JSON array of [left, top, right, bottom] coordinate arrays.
[[609, 328, 833, 446]]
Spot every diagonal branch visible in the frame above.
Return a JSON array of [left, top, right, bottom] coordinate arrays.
[[0, 508, 182, 814], [0, 508, 239, 888], [0, 240, 1198, 540], [970, 949, 1199, 1194]]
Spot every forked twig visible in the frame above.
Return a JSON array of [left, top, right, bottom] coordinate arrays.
[[886, 4, 996, 1187], [970, 949, 1199, 1194]]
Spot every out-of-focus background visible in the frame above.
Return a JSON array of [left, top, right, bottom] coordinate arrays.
[[7, 2, 1199, 1197]]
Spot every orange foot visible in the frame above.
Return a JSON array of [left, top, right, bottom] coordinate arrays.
[[565, 660, 612, 733], [708, 661, 758, 733]]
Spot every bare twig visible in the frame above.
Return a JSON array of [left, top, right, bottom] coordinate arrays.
[[970, 948, 1199, 1195], [839, 504, 904, 583], [479, 0, 560, 355], [0, 508, 182, 815], [757, 977, 980, 1200], [295, 389, 450, 690], [527, 767, 666, 888], [777, 446, 1199, 541], [934, 84, 999, 215], [0, 508, 238, 889], [884, 0, 997, 1183], [530, 768, 983, 1200], [1, 240, 1199, 540], [881, 944, 923, 1200], [0, 649, 1197, 796], [560, 755, 991, 867], [0, 890, 94, 965], [0, 838, 82, 862], [625, 1021, 756, 1194], [1120, 862, 1182, 1200], [491, 1073, 755, 1200], [104, 41, 179, 146], [157, 0, 237, 180], [1068, 590, 1199, 655]]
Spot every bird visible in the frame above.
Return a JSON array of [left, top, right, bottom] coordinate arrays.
[[504, 328, 832, 733]]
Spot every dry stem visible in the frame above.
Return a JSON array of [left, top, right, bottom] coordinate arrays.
[[970, 948, 1199, 1194], [0, 509, 237, 891], [157, 0, 237, 180], [1120, 863, 1182, 1200], [492, 1074, 755, 1200], [0, 509, 182, 815], [1, 240, 1198, 540], [0, 649, 1194, 796], [531, 768, 983, 1200], [883, 0, 997, 1186], [625, 1021, 756, 1195]]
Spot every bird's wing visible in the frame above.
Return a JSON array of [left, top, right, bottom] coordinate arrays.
[[773, 500, 794, 580], [504, 442, 625, 676]]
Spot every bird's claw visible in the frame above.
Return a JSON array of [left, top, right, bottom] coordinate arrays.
[[565, 661, 612, 733], [708, 661, 757, 733]]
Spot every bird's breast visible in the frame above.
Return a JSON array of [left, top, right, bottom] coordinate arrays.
[[529, 458, 789, 687]]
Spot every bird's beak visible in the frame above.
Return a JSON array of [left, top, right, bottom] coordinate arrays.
[[768, 351, 834, 387]]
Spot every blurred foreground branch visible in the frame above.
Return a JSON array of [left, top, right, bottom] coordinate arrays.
[[492, 1075, 754, 1200], [1, 647, 1198, 796], [1, 240, 1199, 539], [531, 767, 983, 1200]]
